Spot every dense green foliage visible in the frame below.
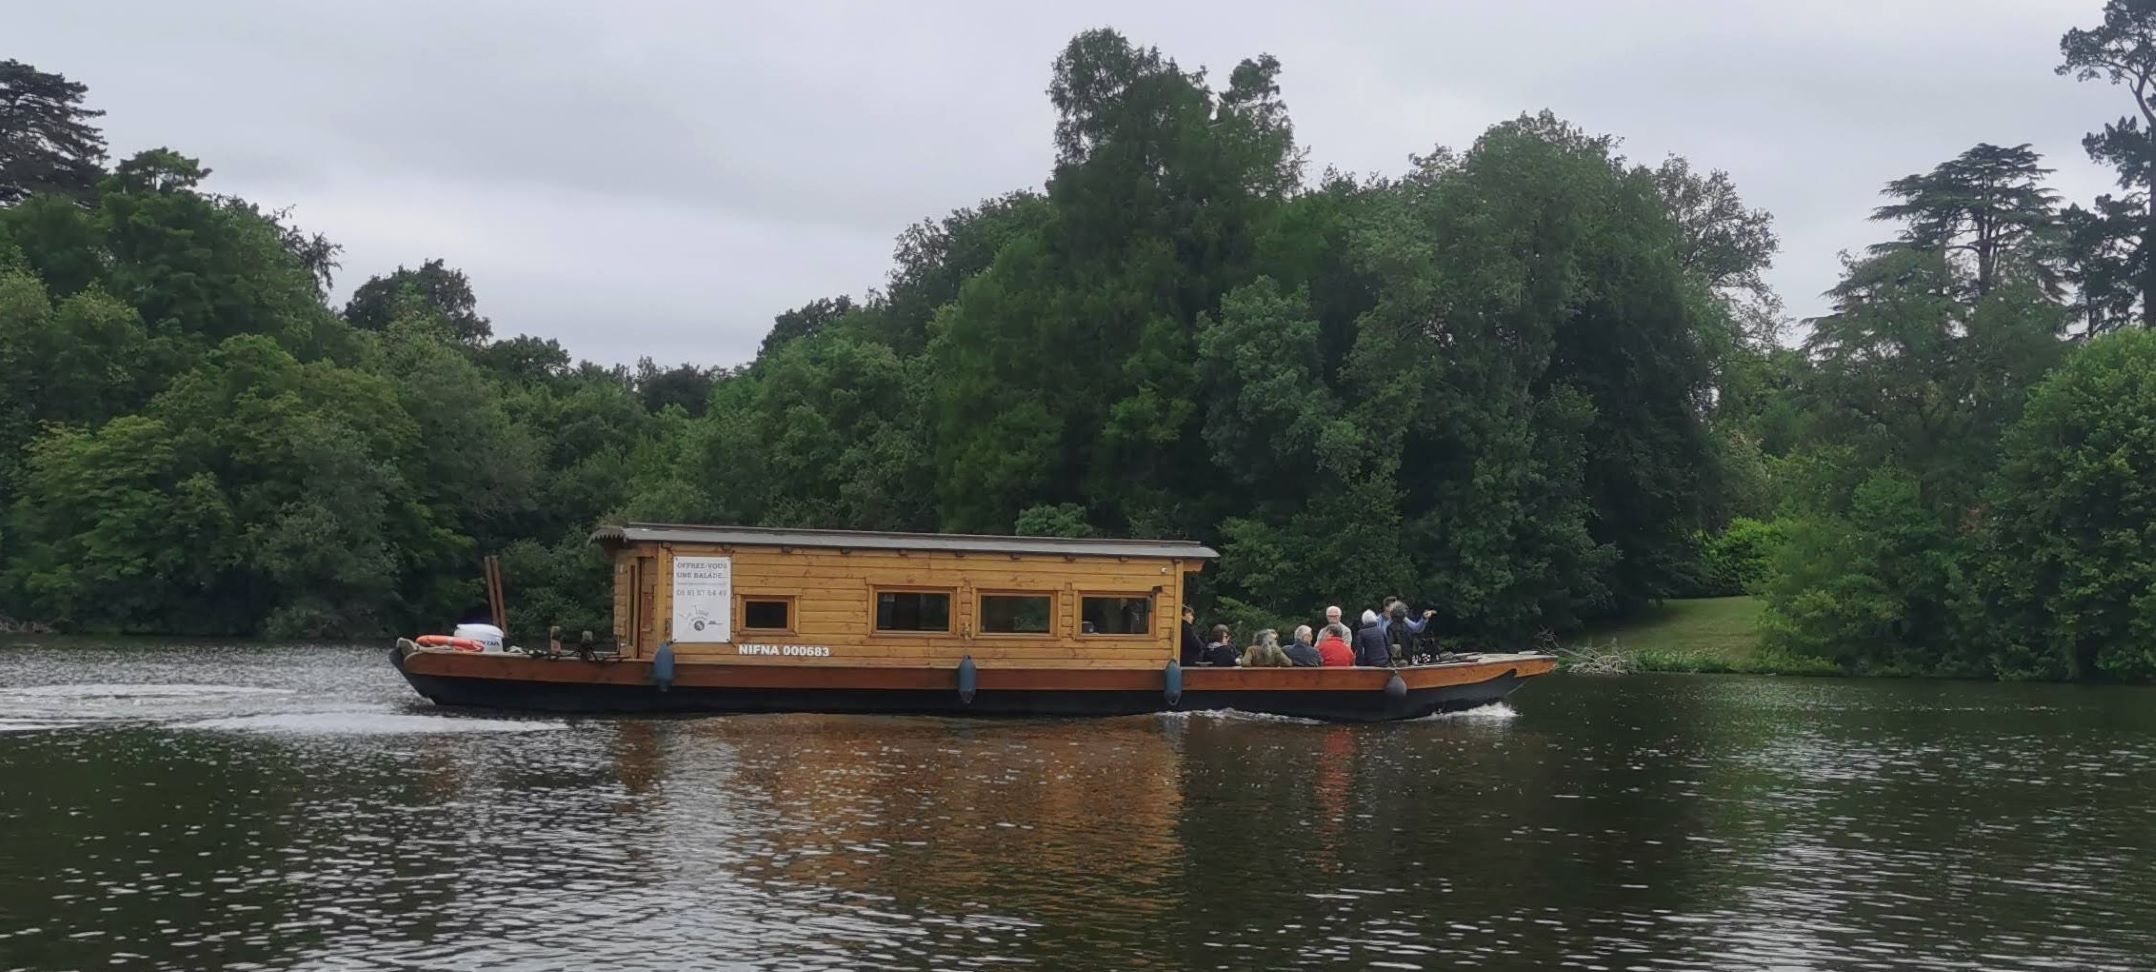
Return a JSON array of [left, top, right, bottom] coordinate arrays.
[[1963, 330, 2156, 680], [1690, 518, 1785, 598], [7, 9, 2156, 681]]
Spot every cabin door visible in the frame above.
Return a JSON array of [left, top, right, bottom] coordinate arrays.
[[635, 554, 658, 656]]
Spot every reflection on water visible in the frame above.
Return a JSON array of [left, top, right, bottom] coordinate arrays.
[[2, 640, 2155, 970]]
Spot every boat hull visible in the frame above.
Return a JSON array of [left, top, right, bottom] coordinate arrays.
[[391, 645, 1555, 723]]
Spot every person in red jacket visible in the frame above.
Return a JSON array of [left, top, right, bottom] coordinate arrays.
[[1316, 623, 1355, 667]]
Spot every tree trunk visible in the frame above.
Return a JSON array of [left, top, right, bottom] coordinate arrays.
[[2145, 186, 2156, 330]]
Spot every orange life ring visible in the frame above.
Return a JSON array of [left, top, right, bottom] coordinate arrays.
[[415, 635, 486, 652]]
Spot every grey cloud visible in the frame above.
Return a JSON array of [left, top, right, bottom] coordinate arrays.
[[14, 0, 2132, 366]]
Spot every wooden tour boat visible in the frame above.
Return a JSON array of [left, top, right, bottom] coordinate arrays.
[[392, 523, 1556, 722]]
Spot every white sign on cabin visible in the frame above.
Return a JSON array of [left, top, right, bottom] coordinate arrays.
[[670, 556, 732, 643]]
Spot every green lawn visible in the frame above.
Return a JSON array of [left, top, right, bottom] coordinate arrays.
[[1566, 595, 1838, 675]]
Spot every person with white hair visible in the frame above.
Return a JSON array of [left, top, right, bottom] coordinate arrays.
[[1353, 608, 1394, 666]]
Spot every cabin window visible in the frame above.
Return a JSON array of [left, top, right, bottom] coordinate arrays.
[[875, 590, 952, 632], [1081, 595, 1152, 636], [979, 594, 1052, 634], [741, 597, 792, 631]]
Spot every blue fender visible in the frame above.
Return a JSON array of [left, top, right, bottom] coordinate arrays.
[[1384, 671, 1407, 700], [653, 642, 676, 692], [1163, 660, 1184, 707], [957, 654, 978, 704]]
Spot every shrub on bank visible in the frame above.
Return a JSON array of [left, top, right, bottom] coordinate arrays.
[[1962, 330, 2156, 681], [1688, 517, 1788, 598]]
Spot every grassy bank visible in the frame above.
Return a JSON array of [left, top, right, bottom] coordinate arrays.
[[1565, 596, 1840, 676]]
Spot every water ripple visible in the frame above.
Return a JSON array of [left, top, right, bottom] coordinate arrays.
[[0, 643, 2153, 970]]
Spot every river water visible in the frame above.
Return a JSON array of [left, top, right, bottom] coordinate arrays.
[[2, 641, 2153, 971]]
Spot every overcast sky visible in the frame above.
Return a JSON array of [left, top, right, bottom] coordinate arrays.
[[15, 0, 2132, 366]]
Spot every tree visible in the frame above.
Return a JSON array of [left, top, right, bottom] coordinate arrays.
[[1868, 143, 2060, 299], [2060, 194, 2145, 333], [1194, 277, 1344, 503], [3, 416, 229, 630], [343, 258, 491, 343], [634, 358, 720, 417], [1652, 156, 1781, 339], [876, 192, 1049, 355], [678, 332, 933, 531], [269, 206, 341, 298], [2060, 0, 2156, 328], [931, 29, 1300, 535], [1760, 467, 1960, 671], [0, 273, 160, 487], [0, 193, 104, 296], [471, 334, 572, 386], [758, 296, 854, 360], [1364, 114, 1716, 622], [1964, 330, 2156, 680], [0, 60, 107, 205], [99, 150, 330, 349], [1806, 250, 2064, 510], [1014, 503, 1092, 538]]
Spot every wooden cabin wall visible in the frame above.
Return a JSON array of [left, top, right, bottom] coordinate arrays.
[[623, 543, 1194, 669], [612, 559, 632, 650]]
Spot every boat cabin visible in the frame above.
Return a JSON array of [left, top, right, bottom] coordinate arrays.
[[592, 523, 1219, 669]]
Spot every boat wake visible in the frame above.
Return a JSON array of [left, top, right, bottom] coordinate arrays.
[[1411, 701, 1519, 723], [0, 718, 84, 733], [178, 712, 569, 735], [1157, 708, 1324, 726], [0, 683, 296, 699], [0, 683, 305, 731]]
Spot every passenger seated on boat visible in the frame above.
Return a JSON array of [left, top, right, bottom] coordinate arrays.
[[1354, 610, 1395, 666], [1240, 629, 1293, 668], [1317, 624, 1355, 667], [1202, 625, 1242, 667], [1282, 625, 1323, 667]]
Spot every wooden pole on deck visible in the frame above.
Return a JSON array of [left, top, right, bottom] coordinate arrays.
[[483, 555, 507, 633]]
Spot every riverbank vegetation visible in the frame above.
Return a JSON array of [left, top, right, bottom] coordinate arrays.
[[1562, 596, 1838, 676], [7, 3, 2156, 683]]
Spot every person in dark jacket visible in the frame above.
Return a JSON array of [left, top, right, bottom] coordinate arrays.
[[1384, 598, 1439, 663], [1282, 625, 1323, 667], [1384, 603, 1415, 664], [1179, 606, 1206, 666], [1354, 609, 1394, 666], [1203, 624, 1242, 667]]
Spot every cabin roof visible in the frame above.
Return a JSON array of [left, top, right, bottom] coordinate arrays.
[[592, 522, 1219, 560]]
